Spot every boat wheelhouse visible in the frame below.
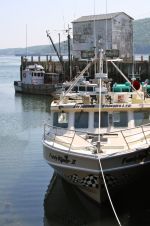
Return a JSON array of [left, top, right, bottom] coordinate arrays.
[[52, 75, 101, 98], [14, 64, 62, 95], [50, 93, 150, 134]]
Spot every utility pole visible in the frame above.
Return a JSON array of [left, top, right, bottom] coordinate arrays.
[[66, 25, 72, 81]]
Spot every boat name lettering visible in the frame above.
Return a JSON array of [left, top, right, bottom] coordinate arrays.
[[122, 150, 150, 164], [49, 153, 76, 164], [102, 104, 131, 108], [75, 104, 94, 108]]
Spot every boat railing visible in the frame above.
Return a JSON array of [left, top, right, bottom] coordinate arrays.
[[43, 124, 96, 152], [43, 123, 150, 151], [120, 123, 150, 149]]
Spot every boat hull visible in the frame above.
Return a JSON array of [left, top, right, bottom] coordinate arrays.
[[43, 141, 150, 203], [14, 81, 62, 96]]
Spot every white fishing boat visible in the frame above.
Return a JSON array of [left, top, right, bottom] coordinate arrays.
[[14, 64, 62, 95], [43, 50, 150, 204], [52, 74, 101, 98]]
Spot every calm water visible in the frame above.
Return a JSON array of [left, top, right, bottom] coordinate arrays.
[[1, 56, 150, 226]]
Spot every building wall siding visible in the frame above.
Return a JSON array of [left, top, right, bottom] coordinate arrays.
[[72, 12, 133, 59], [112, 14, 133, 58]]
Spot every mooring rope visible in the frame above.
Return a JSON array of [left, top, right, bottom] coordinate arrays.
[[97, 50, 122, 225], [97, 155, 122, 226]]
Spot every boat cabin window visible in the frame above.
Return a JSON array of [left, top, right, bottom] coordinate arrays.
[[65, 86, 69, 91], [79, 86, 86, 92], [65, 86, 78, 92], [134, 111, 150, 126], [87, 86, 94, 92], [113, 112, 128, 127], [53, 112, 69, 128], [32, 72, 44, 77], [72, 86, 78, 92], [94, 112, 108, 128], [74, 112, 89, 128]]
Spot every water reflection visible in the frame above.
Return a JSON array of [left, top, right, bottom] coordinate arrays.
[[44, 173, 117, 226], [0, 86, 52, 226], [15, 93, 53, 113], [44, 172, 150, 226], [1, 56, 150, 225]]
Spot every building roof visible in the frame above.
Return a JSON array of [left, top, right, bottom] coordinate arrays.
[[72, 12, 134, 23]]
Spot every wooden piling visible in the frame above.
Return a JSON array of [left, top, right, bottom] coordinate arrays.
[[19, 55, 150, 83]]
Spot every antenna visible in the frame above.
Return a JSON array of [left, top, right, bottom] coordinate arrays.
[[58, 33, 61, 55], [105, 0, 108, 76], [66, 25, 72, 80], [132, 23, 135, 78], [105, 0, 108, 50], [93, 0, 97, 74], [26, 24, 28, 57]]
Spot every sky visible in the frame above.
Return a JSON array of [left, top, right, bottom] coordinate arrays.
[[0, 0, 150, 49]]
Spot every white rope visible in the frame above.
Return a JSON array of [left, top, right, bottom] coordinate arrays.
[[97, 155, 122, 226]]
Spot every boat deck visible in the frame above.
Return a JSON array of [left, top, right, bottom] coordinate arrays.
[[44, 125, 150, 157]]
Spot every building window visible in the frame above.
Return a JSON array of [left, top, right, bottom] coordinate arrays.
[[74, 112, 88, 128], [53, 112, 69, 128], [94, 112, 108, 128]]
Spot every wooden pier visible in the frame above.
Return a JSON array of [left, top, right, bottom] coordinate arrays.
[[17, 54, 150, 83]]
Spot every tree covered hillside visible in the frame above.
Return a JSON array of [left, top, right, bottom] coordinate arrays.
[[0, 18, 150, 55], [133, 18, 150, 53]]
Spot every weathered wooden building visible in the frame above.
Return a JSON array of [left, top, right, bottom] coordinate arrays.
[[72, 12, 133, 59]]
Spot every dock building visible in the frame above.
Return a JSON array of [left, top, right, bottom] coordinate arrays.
[[72, 12, 133, 59]]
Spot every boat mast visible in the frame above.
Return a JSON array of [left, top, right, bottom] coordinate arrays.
[[98, 49, 103, 152], [46, 30, 64, 74]]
